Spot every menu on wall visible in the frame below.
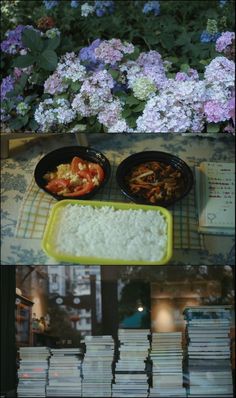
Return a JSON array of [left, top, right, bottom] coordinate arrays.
[[195, 162, 235, 235]]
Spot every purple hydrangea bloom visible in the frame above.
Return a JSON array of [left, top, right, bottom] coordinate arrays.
[[1, 25, 37, 54], [216, 31, 235, 53], [1, 25, 26, 54], [143, 1, 160, 16], [175, 68, 199, 82], [1, 76, 15, 100], [94, 1, 115, 17]]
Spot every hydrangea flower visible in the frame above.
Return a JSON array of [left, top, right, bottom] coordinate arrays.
[[94, 1, 115, 17], [1, 76, 15, 99], [43, 0, 60, 10], [219, 0, 228, 7], [72, 70, 114, 116], [107, 119, 129, 133], [79, 39, 104, 70], [44, 71, 67, 95], [45, 28, 61, 39], [132, 77, 156, 100], [1, 25, 35, 54], [204, 56, 235, 89], [204, 100, 232, 123], [16, 102, 29, 116], [206, 19, 218, 35], [143, 1, 160, 16], [56, 52, 87, 82], [95, 39, 134, 65], [122, 50, 167, 90], [136, 80, 206, 133], [34, 98, 76, 132], [216, 31, 235, 53], [200, 31, 221, 43], [175, 68, 199, 82], [98, 99, 123, 128], [71, 0, 79, 8], [81, 2, 95, 16]]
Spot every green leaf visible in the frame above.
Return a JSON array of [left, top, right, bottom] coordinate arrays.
[[70, 81, 82, 92], [126, 116, 137, 129], [122, 108, 132, 118], [8, 118, 25, 130], [207, 123, 220, 133], [180, 63, 190, 72], [22, 28, 44, 52], [13, 54, 35, 68], [132, 102, 146, 112], [108, 69, 120, 79], [37, 50, 58, 71], [28, 118, 39, 130], [45, 35, 61, 51], [25, 94, 38, 103], [18, 73, 28, 89], [125, 95, 140, 106]]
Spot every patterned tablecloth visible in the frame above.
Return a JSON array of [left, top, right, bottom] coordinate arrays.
[[1, 133, 235, 265]]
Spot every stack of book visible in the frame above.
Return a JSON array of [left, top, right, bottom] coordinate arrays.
[[184, 306, 233, 398], [112, 329, 150, 398], [82, 335, 114, 397], [17, 346, 50, 397], [149, 332, 186, 397], [46, 348, 82, 397]]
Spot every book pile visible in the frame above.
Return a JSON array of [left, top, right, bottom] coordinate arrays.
[[46, 348, 82, 397], [184, 306, 233, 398], [195, 162, 235, 235], [149, 332, 186, 397], [82, 335, 114, 397], [112, 329, 150, 398], [17, 346, 50, 397]]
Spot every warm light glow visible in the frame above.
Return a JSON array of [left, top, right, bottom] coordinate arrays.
[[138, 306, 144, 312]]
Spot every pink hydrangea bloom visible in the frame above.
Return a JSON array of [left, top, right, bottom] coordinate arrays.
[[95, 39, 134, 65], [204, 100, 232, 123]]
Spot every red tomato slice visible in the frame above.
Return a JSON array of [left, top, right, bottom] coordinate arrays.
[[45, 179, 70, 194], [88, 163, 104, 182], [64, 181, 94, 197], [71, 156, 88, 174]]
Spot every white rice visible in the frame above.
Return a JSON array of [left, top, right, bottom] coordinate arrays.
[[54, 204, 168, 261]]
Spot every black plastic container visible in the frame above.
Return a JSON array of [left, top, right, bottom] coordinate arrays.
[[34, 146, 111, 200], [116, 151, 194, 207]]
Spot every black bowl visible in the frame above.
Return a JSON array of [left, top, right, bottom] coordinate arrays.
[[116, 151, 194, 207], [34, 146, 111, 200]]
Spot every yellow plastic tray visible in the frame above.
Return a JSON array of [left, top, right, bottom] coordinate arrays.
[[42, 199, 173, 265]]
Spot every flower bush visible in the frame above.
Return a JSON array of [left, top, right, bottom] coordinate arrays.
[[1, 31, 235, 133], [0, 1, 235, 133]]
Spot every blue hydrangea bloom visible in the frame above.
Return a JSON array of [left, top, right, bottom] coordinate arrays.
[[200, 31, 221, 43], [219, 0, 228, 7], [71, 0, 79, 8], [94, 1, 115, 17], [143, 1, 160, 16], [43, 0, 60, 10], [79, 39, 105, 70]]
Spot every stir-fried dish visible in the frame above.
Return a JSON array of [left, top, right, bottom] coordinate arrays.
[[125, 161, 185, 204], [44, 156, 104, 196]]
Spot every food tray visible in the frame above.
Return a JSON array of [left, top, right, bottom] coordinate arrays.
[[42, 199, 173, 265]]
